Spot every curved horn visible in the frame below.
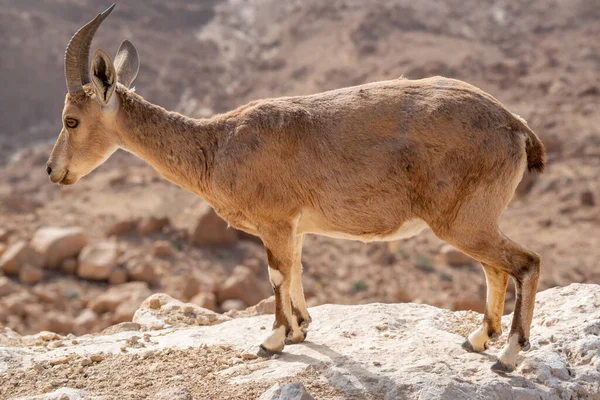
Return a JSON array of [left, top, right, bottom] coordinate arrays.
[[64, 4, 116, 94]]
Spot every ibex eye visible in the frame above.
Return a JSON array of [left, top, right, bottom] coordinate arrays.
[[65, 118, 79, 129]]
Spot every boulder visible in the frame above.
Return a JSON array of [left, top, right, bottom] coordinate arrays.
[[190, 203, 238, 247], [77, 242, 118, 280], [133, 293, 230, 330], [19, 265, 43, 285], [440, 245, 475, 267], [217, 265, 270, 307], [0, 241, 42, 275], [30, 227, 88, 269], [162, 275, 200, 302]]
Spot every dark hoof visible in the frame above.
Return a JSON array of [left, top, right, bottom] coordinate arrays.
[[257, 345, 282, 358], [462, 339, 479, 353], [521, 340, 531, 352], [491, 359, 515, 374]]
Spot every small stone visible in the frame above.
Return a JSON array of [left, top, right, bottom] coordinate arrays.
[[373, 361, 382, 366], [90, 354, 105, 362], [241, 353, 258, 360], [38, 331, 61, 341], [125, 260, 156, 284], [77, 242, 118, 280], [152, 240, 172, 257], [19, 264, 43, 285], [149, 297, 162, 309], [81, 358, 92, 366]]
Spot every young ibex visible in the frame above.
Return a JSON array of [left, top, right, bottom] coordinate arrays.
[[47, 5, 545, 373]]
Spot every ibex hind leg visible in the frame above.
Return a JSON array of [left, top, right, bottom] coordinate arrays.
[[287, 234, 311, 344], [436, 223, 540, 373]]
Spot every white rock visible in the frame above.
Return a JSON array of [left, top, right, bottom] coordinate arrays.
[[0, 284, 597, 400], [12, 387, 108, 399]]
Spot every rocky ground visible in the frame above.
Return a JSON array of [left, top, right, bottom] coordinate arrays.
[[0, 284, 598, 399], [1, 0, 599, 361]]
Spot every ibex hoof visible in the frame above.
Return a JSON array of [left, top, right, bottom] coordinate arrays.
[[521, 340, 531, 352], [462, 339, 486, 353], [491, 359, 515, 374], [257, 344, 282, 358], [285, 330, 307, 345]]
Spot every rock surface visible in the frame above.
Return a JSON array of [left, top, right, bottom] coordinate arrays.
[[0, 284, 598, 399]]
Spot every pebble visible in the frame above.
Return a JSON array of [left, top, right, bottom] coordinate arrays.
[[90, 354, 105, 362], [81, 357, 92, 366]]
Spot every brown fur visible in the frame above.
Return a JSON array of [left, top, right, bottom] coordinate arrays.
[[49, 65, 545, 371]]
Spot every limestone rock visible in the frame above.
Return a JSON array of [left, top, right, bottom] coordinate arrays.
[[259, 383, 314, 400], [217, 265, 270, 307], [30, 227, 88, 269], [0, 284, 598, 400], [190, 203, 238, 247], [77, 242, 118, 280], [0, 241, 42, 275], [12, 387, 108, 399], [440, 244, 475, 267], [35, 311, 73, 334], [133, 293, 230, 330]]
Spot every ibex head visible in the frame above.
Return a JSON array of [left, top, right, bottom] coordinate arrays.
[[47, 4, 139, 185]]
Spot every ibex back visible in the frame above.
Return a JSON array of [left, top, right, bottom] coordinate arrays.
[[47, 4, 545, 374]]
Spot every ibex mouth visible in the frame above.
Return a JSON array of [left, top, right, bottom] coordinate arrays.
[[58, 170, 76, 185]]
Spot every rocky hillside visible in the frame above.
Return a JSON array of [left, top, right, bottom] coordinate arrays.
[[0, 0, 599, 340], [1, 284, 598, 399]]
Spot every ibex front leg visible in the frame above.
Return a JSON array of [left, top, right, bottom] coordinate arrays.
[[258, 224, 305, 356]]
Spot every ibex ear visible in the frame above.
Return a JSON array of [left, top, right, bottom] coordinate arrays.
[[90, 49, 117, 106], [114, 40, 139, 88]]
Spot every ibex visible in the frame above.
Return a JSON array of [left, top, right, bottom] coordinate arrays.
[[47, 4, 545, 373]]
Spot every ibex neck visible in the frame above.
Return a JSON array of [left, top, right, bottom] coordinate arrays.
[[115, 87, 231, 199]]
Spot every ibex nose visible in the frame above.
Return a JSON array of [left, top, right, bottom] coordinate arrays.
[[46, 163, 52, 175]]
